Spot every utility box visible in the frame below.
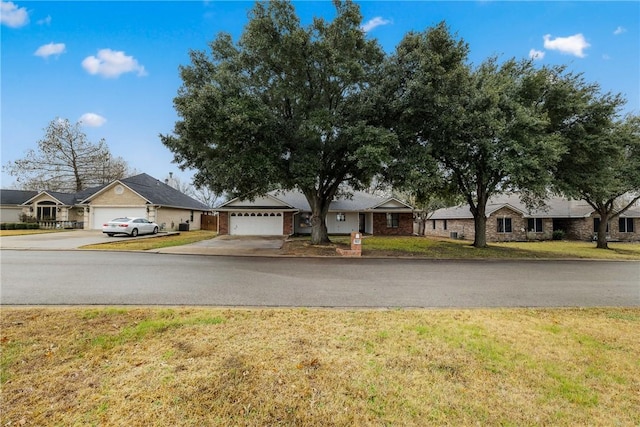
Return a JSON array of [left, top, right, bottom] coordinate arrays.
[[178, 223, 190, 231]]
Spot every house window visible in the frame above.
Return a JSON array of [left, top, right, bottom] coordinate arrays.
[[619, 218, 634, 233], [432, 220, 436, 230], [497, 217, 512, 233], [593, 218, 609, 233], [386, 213, 399, 228], [443, 219, 448, 230], [336, 213, 346, 222], [527, 218, 543, 233]]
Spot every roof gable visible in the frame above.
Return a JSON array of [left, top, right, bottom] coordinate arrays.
[[83, 173, 210, 211], [218, 193, 295, 209], [371, 198, 413, 210]]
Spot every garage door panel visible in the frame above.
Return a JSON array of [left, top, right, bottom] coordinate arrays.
[[230, 212, 283, 235], [92, 208, 146, 229]]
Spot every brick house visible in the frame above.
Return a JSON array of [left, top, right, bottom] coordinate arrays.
[[215, 190, 414, 236], [425, 194, 640, 242]]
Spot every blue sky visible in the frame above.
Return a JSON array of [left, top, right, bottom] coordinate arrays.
[[2, 1, 638, 189]]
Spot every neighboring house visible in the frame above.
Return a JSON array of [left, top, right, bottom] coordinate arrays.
[[0, 173, 211, 231], [426, 194, 640, 242], [0, 190, 38, 223], [215, 190, 414, 236]]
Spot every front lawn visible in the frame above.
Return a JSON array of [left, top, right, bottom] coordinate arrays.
[[81, 230, 217, 251], [290, 235, 640, 260], [2, 307, 638, 426]]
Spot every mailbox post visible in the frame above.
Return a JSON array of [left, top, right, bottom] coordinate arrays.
[[337, 231, 362, 256], [351, 231, 362, 253]]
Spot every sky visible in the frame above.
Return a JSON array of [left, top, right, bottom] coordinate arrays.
[[1, 1, 639, 190]]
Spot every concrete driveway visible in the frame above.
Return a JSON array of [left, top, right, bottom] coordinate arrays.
[[0, 231, 285, 254], [0, 230, 167, 250], [155, 235, 285, 256]]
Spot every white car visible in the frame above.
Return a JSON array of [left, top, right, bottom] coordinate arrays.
[[102, 217, 159, 237]]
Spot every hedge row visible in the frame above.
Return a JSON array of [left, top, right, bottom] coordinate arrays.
[[0, 222, 40, 230]]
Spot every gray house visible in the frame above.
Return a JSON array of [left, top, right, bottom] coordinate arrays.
[[215, 190, 414, 236]]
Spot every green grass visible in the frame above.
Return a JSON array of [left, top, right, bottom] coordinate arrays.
[[328, 235, 640, 260]]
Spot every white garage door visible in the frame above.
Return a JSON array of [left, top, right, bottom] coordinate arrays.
[[229, 212, 283, 235], [92, 207, 147, 230]]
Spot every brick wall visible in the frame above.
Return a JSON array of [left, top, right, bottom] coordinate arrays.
[[565, 216, 640, 242], [372, 212, 413, 236], [424, 218, 475, 241]]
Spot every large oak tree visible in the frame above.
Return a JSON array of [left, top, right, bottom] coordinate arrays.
[[550, 74, 640, 248], [161, 0, 395, 244], [384, 24, 566, 247]]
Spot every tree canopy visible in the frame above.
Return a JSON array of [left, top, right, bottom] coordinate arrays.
[[162, 3, 638, 248], [550, 74, 640, 248], [3, 118, 130, 192], [383, 23, 565, 247], [161, 0, 396, 244]]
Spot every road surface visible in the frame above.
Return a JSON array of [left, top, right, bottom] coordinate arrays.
[[1, 250, 638, 307]]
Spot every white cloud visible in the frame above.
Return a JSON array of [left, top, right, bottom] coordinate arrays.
[[543, 33, 590, 58], [361, 16, 392, 32], [613, 26, 626, 35], [78, 113, 107, 127], [529, 49, 545, 60], [1, 1, 29, 28], [34, 42, 66, 58], [37, 15, 51, 25], [81, 48, 147, 78]]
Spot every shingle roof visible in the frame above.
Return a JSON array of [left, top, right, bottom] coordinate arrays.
[[225, 189, 413, 212], [430, 194, 640, 219], [119, 173, 210, 210], [0, 189, 38, 205], [1, 174, 209, 211]]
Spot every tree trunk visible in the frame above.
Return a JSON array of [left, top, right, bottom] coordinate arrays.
[[308, 195, 331, 245], [310, 211, 330, 244], [473, 213, 487, 248], [472, 189, 488, 248], [596, 212, 609, 250]]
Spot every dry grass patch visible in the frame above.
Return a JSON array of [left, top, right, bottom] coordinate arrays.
[[0, 229, 68, 237], [81, 230, 217, 251], [1, 307, 639, 426]]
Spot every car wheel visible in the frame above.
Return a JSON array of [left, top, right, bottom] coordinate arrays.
[[131, 228, 138, 237], [107, 233, 114, 237], [153, 226, 158, 234]]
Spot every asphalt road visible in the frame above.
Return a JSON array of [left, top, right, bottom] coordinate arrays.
[[1, 250, 638, 307]]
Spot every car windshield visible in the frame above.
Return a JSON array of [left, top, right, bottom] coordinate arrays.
[[111, 218, 130, 222]]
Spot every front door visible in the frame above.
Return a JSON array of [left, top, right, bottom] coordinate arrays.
[[359, 213, 365, 233]]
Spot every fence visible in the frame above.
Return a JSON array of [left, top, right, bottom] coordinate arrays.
[[201, 214, 218, 231], [38, 221, 84, 229]]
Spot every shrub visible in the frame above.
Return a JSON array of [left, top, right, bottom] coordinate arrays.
[[18, 213, 38, 223], [14, 223, 27, 229], [27, 223, 40, 229], [552, 230, 566, 240], [4, 223, 16, 230]]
